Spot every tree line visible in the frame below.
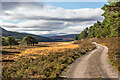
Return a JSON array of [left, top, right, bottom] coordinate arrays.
[[75, 1, 120, 40], [1, 35, 38, 47]]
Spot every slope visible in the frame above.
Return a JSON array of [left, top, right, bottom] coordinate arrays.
[[0, 27, 56, 42]]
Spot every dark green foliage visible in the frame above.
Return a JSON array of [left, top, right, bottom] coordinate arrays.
[[6, 36, 15, 47], [74, 35, 78, 40], [1, 36, 20, 46], [0, 36, 8, 46], [78, 27, 88, 40], [23, 35, 38, 46], [100, 2, 120, 38], [77, 2, 120, 39], [87, 21, 102, 38], [14, 39, 21, 45]]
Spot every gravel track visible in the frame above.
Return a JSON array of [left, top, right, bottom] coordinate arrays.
[[65, 42, 118, 78]]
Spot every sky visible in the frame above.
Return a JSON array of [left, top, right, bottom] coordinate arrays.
[[0, 2, 107, 37]]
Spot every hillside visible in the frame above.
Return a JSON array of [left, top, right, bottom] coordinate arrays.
[[75, 2, 120, 40], [49, 34, 76, 42], [75, 1, 120, 74], [0, 27, 56, 42]]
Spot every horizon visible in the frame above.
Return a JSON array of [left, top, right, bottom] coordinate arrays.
[[0, 2, 107, 37]]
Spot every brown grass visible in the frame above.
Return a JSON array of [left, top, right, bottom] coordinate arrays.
[[2, 40, 96, 79], [2, 42, 78, 62], [2, 43, 49, 60], [19, 42, 78, 56]]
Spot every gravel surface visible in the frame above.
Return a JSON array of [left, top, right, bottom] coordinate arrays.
[[65, 42, 118, 78]]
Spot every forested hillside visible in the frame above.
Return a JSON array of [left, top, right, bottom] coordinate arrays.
[[75, 2, 120, 40], [0, 27, 56, 42], [74, 1, 120, 73]]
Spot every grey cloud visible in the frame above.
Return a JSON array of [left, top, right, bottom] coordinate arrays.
[[14, 28, 53, 31], [5, 15, 103, 22], [3, 21, 69, 31], [1, 2, 104, 36], [46, 17, 103, 22], [33, 17, 102, 22], [3, 26, 17, 28], [41, 22, 67, 29], [2, 2, 104, 22], [2, 2, 20, 10], [2, 2, 44, 10]]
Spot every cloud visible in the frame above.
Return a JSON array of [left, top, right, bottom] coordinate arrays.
[[2, 5, 104, 22], [1, 2, 104, 36], [2, 2, 44, 11], [0, 20, 17, 28]]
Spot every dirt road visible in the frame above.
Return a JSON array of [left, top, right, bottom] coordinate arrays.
[[65, 42, 118, 78]]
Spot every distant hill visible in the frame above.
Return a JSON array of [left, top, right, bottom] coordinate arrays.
[[49, 34, 77, 42], [0, 27, 56, 42]]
